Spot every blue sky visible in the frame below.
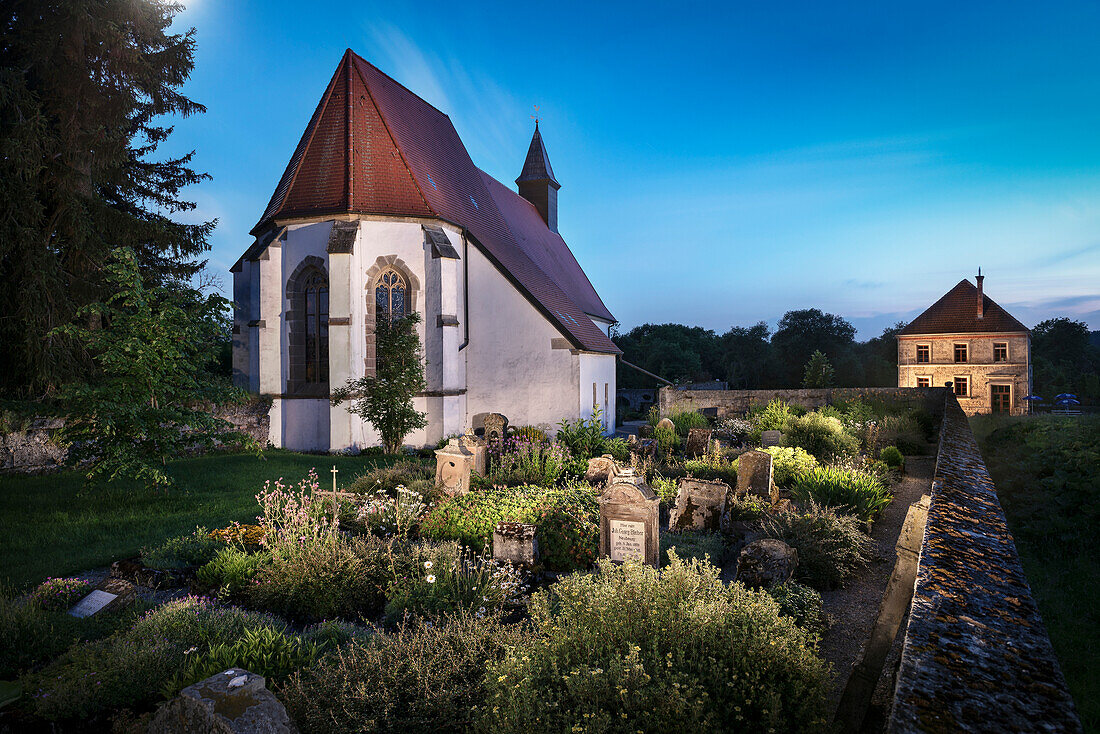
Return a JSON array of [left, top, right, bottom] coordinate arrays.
[[168, 0, 1100, 338]]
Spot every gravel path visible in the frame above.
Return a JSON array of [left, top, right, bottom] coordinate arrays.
[[817, 456, 935, 722]]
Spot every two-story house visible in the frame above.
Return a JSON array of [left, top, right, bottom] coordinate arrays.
[[897, 273, 1031, 414]]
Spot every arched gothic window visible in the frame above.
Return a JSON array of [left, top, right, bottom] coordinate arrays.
[[299, 268, 329, 385], [375, 269, 407, 324]]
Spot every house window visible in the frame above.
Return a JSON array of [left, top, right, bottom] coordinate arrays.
[[300, 269, 329, 385], [916, 376, 931, 388], [954, 376, 969, 397], [375, 269, 408, 324], [993, 342, 1008, 362], [954, 343, 968, 363], [916, 344, 930, 364]]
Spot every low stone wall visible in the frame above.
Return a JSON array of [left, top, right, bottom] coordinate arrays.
[[0, 400, 271, 475], [887, 394, 1081, 732], [659, 386, 941, 417]]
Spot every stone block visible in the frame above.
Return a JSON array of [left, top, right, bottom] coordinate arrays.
[[668, 477, 729, 531], [434, 439, 475, 496], [737, 450, 777, 504], [148, 668, 297, 733], [761, 430, 783, 447], [684, 427, 713, 457], [458, 434, 487, 476], [735, 539, 797, 589], [598, 468, 660, 567], [493, 522, 539, 566], [655, 417, 675, 432], [585, 454, 618, 486]]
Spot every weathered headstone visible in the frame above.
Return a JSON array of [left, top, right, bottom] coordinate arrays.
[[585, 454, 618, 485], [761, 430, 783, 448], [69, 577, 135, 618], [483, 413, 509, 445], [737, 450, 778, 504], [637, 424, 654, 439], [628, 437, 658, 465], [599, 468, 660, 566], [493, 522, 539, 566], [434, 438, 475, 496], [684, 427, 713, 457], [458, 433, 487, 476], [655, 417, 675, 432], [148, 669, 296, 734], [668, 477, 729, 531], [735, 539, 798, 588]]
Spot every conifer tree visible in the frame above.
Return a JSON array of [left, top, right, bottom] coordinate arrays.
[[802, 350, 836, 388], [0, 0, 213, 397]]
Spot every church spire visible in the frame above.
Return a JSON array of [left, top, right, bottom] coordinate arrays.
[[516, 121, 561, 232]]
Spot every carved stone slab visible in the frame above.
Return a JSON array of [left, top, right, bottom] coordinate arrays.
[[435, 439, 475, 496], [668, 477, 729, 531], [483, 413, 509, 444], [761, 430, 783, 447], [685, 427, 713, 457], [737, 449, 777, 504], [598, 468, 660, 567], [493, 522, 539, 566]]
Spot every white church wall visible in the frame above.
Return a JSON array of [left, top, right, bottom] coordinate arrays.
[[578, 352, 617, 434], [281, 398, 330, 452], [464, 246, 579, 433]]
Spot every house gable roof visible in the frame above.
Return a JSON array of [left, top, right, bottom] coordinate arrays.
[[248, 50, 618, 354], [898, 279, 1029, 336]]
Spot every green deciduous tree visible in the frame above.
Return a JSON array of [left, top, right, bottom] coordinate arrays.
[[802, 350, 836, 388], [772, 309, 857, 387], [52, 248, 253, 490], [0, 0, 213, 397], [331, 314, 427, 454]]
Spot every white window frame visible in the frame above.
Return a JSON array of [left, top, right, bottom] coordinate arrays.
[[915, 375, 932, 388]]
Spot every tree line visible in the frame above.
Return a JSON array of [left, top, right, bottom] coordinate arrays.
[[614, 311, 1100, 404]]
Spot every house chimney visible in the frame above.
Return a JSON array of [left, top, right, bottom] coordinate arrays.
[[516, 121, 561, 232], [975, 268, 985, 319]]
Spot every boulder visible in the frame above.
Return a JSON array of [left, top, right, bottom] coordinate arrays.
[[585, 455, 618, 486], [148, 669, 297, 734], [655, 418, 675, 432], [735, 539, 797, 589]]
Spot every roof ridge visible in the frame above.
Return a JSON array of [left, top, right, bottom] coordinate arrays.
[[346, 48, 451, 120]]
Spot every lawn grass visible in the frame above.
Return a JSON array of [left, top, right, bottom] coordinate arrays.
[[970, 413, 1099, 733], [0, 450, 421, 590]]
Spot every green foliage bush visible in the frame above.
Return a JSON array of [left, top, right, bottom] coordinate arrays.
[[383, 542, 525, 627], [510, 425, 549, 444], [346, 460, 435, 497], [29, 577, 92, 612], [880, 445, 905, 469], [420, 485, 599, 571], [668, 409, 710, 438], [724, 493, 771, 524], [762, 504, 873, 590], [488, 439, 572, 487], [301, 619, 374, 649], [196, 546, 269, 600], [283, 613, 529, 734], [653, 423, 680, 458], [651, 476, 679, 507], [792, 466, 892, 523], [683, 453, 737, 485], [141, 527, 225, 570], [749, 398, 794, 442], [761, 445, 819, 487], [768, 581, 826, 637], [555, 407, 608, 459], [783, 412, 860, 461], [479, 556, 829, 732], [604, 436, 631, 462], [659, 530, 725, 566]]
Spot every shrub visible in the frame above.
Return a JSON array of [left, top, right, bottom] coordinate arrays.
[[510, 425, 549, 444], [783, 412, 860, 461], [668, 409, 710, 438], [715, 416, 752, 442], [653, 423, 680, 458], [347, 460, 435, 496], [604, 436, 631, 462], [651, 476, 679, 508], [141, 527, 224, 570], [660, 530, 725, 566], [282, 613, 529, 734], [479, 556, 829, 732], [1, 592, 73, 678], [420, 485, 599, 571], [761, 504, 873, 590], [683, 452, 737, 485], [724, 493, 771, 524], [792, 466, 892, 523], [161, 625, 322, 698], [26, 597, 288, 721], [555, 407, 607, 459], [196, 546, 269, 601], [348, 485, 427, 537], [768, 581, 825, 637], [208, 522, 265, 547], [301, 619, 374, 650], [749, 398, 793, 441], [29, 577, 93, 612], [880, 445, 905, 469], [383, 542, 526, 626], [761, 445, 818, 487], [488, 438, 572, 487]]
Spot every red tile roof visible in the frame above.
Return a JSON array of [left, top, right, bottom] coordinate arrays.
[[249, 50, 618, 354], [898, 279, 1029, 336]]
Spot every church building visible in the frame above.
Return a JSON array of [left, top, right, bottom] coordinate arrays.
[[231, 50, 619, 451], [897, 273, 1031, 414]]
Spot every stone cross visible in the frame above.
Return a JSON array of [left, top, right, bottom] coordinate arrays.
[[331, 465, 339, 516], [598, 468, 660, 567]]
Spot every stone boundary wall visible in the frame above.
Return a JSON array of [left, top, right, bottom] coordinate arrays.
[[659, 386, 942, 417], [887, 393, 1081, 732], [0, 400, 271, 475]]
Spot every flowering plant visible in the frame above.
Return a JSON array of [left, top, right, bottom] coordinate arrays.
[[488, 438, 572, 487], [29, 577, 93, 611], [256, 469, 340, 554], [352, 484, 426, 537]]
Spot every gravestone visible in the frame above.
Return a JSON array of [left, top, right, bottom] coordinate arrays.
[[627, 436, 658, 465], [598, 468, 660, 566], [735, 539, 797, 588], [69, 577, 135, 618], [761, 430, 783, 448], [668, 477, 729, 531], [737, 450, 778, 504], [434, 438, 475, 496], [655, 417, 675, 432], [148, 668, 295, 734], [685, 427, 713, 457], [458, 434, 487, 476], [483, 413, 509, 445], [585, 454, 618, 486], [493, 522, 539, 566]]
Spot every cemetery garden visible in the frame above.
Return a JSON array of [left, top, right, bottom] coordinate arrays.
[[0, 396, 939, 732]]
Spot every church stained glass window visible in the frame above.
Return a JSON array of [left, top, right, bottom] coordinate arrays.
[[375, 269, 407, 324], [302, 269, 329, 384]]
